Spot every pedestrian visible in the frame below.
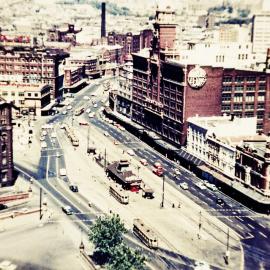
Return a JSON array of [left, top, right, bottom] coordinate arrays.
[[178, 202, 181, 208], [172, 203, 175, 208]]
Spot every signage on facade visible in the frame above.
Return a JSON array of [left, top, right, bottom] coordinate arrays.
[[145, 97, 163, 108], [187, 65, 207, 89], [0, 74, 23, 82]]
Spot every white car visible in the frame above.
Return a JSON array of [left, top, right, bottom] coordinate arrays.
[[93, 104, 98, 108], [67, 105, 72, 110], [119, 126, 125, 131], [180, 182, 189, 190], [62, 110, 67, 115], [127, 149, 135, 156], [207, 183, 218, 191], [103, 131, 110, 137], [86, 108, 91, 113], [42, 130, 47, 136], [91, 93, 97, 96], [83, 96, 90, 100], [41, 141, 47, 148], [88, 112, 95, 118], [51, 132, 57, 138], [195, 181, 207, 190], [174, 168, 181, 175]]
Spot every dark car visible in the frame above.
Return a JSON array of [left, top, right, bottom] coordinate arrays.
[[216, 198, 225, 206], [0, 204, 8, 211], [69, 184, 78, 192]]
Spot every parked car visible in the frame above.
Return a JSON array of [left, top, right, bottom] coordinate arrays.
[[195, 181, 206, 190], [127, 149, 135, 156], [62, 205, 73, 215], [88, 112, 95, 118], [79, 121, 88, 126], [0, 204, 8, 211], [86, 108, 91, 113], [67, 105, 72, 110], [103, 131, 110, 137], [216, 198, 225, 206], [207, 183, 218, 191], [69, 184, 78, 192], [119, 126, 125, 131], [62, 110, 67, 115], [83, 96, 90, 100], [140, 159, 148, 166], [180, 182, 189, 190], [40, 136, 45, 141]]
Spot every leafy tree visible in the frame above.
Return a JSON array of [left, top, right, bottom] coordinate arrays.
[[108, 244, 146, 270], [89, 214, 127, 262]]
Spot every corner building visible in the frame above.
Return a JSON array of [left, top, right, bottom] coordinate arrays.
[[131, 6, 270, 147]]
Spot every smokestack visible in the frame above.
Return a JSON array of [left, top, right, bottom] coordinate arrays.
[[101, 2, 106, 38]]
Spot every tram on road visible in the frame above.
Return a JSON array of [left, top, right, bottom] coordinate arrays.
[[109, 184, 129, 204], [133, 218, 158, 249]]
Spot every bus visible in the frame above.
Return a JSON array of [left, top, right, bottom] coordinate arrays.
[[133, 218, 158, 249], [74, 106, 84, 116], [109, 184, 129, 204]]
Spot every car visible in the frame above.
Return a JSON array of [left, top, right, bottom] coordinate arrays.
[[174, 168, 181, 175], [56, 152, 61, 158], [42, 130, 47, 136], [113, 140, 120, 145], [216, 198, 225, 206], [62, 110, 67, 115], [0, 204, 8, 211], [140, 159, 148, 166], [88, 112, 95, 118], [90, 93, 97, 96], [195, 181, 206, 190], [207, 183, 218, 191], [41, 141, 47, 148], [83, 96, 90, 100], [93, 103, 98, 108], [104, 131, 110, 137], [180, 182, 189, 190], [86, 108, 91, 113], [127, 149, 135, 156], [79, 121, 88, 126], [62, 205, 73, 215], [67, 105, 72, 110], [51, 132, 57, 138], [69, 184, 78, 192], [40, 136, 45, 141], [119, 126, 125, 131]]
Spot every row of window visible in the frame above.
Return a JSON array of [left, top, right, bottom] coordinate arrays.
[[223, 76, 265, 83]]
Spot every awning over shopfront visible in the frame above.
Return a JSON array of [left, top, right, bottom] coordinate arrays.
[[175, 149, 204, 166]]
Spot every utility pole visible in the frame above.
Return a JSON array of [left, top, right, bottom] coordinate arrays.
[[87, 125, 90, 153], [104, 148, 107, 169], [39, 187, 43, 220], [160, 174, 165, 208], [198, 211, 202, 239], [137, 165, 141, 178], [225, 228, 230, 264]]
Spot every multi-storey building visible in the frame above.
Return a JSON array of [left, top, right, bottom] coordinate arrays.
[[128, 6, 270, 147], [63, 65, 86, 93], [0, 99, 14, 187], [115, 55, 133, 117], [0, 46, 69, 101], [252, 12, 270, 54], [107, 29, 153, 57], [0, 82, 50, 116], [47, 24, 82, 46]]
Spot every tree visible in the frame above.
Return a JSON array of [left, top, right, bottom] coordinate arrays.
[[89, 214, 127, 263], [108, 244, 146, 270]]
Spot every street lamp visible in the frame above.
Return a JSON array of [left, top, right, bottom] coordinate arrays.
[[160, 174, 165, 208], [198, 211, 202, 239]]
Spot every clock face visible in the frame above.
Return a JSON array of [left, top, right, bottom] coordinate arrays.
[[187, 66, 207, 89]]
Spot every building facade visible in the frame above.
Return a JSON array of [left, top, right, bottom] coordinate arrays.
[[0, 46, 69, 101], [63, 66, 87, 92], [0, 82, 50, 116], [252, 12, 270, 54], [0, 100, 14, 187]]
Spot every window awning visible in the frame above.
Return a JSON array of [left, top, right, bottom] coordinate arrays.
[[175, 149, 204, 166]]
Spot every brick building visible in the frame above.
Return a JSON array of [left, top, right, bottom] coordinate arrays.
[[129, 6, 270, 147], [0, 99, 14, 187], [47, 24, 82, 46], [0, 46, 69, 101]]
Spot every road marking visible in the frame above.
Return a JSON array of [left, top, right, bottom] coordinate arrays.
[[259, 231, 268, 238], [247, 223, 255, 229], [245, 232, 254, 239], [225, 217, 233, 223], [248, 216, 255, 221], [236, 224, 244, 230], [236, 216, 244, 222], [260, 223, 266, 229], [205, 197, 212, 201]]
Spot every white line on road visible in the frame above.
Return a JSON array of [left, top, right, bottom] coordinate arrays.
[[236, 224, 244, 230], [225, 217, 233, 223], [260, 223, 266, 229], [247, 223, 255, 229], [205, 197, 212, 201], [248, 216, 255, 221], [259, 231, 268, 238], [236, 216, 244, 222]]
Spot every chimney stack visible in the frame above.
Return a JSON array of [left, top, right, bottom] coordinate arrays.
[[101, 2, 106, 38]]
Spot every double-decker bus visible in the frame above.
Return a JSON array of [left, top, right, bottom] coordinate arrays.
[[133, 218, 158, 249], [74, 106, 84, 116], [63, 124, 79, 147], [109, 184, 129, 204]]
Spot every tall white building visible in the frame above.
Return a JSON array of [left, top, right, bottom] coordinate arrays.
[[252, 12, 270, 54]]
